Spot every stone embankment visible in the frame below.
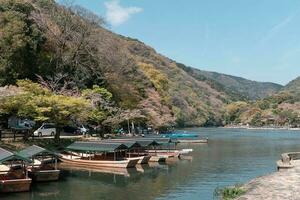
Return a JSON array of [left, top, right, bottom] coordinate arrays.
[[237, 152, 300, 200]]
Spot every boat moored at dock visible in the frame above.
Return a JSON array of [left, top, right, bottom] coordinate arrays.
[[60, 142, 139, 168], [0, 147, 32, 193], [18, 145, 60, 182]]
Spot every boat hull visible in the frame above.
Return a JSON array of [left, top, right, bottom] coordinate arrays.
[[29, 170, 60, 182], [59, 163, 131, 177], [0, 178, 32, 193], [127, 156, 151, 164], [147, 150, 180, 158], [59, 155, 138, 168], [149, 155, 168, 162]]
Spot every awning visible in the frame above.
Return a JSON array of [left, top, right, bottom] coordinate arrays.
[[18, 145, 56, 158], [0, 147, 31, 163], [110, 137, 177, 146], [66, 142, 128, 152], [100, 140, 142, 149]]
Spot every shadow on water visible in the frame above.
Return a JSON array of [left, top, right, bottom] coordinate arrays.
[[3, 128, 300, 200]]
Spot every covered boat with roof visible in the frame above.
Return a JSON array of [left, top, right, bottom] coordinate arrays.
[[109, 137, 185, 161], [59, 141, 139, 168], [18, 145, 60, 182], [99, 140, 153, 164], [0, 147, 32, 193]]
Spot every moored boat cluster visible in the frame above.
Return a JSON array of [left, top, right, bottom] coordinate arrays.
[[0, 137, 195, 193]]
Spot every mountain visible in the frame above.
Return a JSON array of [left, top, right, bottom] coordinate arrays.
[[177, 64, 283, 100], [0, 0, 286, 128], [282, 76, 300, 93], [223, 76, 300, 127]]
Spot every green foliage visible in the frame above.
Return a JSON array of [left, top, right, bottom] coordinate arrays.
[[3, 0, 290, 129], [82, 85, 114, 125], [283, 76, 300, 92], [0, 0, 45, 85], [178, 62, 282, 100], [214, 185, 245, 200], [0, 80, 92, 139], [224, 91, 300, 127], [250, 112, 263, 126], [138, 62, 169, 94], [223, 101, 249, 123], [82, 85, 112, 102]]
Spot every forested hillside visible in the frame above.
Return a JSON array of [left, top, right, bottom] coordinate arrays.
[[177, 64, 283, 100], [0, 0, 289, 129], [224, 76, 300, 127], [282, 76, 300, 93]]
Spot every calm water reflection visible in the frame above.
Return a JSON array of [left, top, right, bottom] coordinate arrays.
[[2, 128, 300, 200]]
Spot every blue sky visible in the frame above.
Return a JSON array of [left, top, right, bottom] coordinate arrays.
[[69, 0, 300, 85]]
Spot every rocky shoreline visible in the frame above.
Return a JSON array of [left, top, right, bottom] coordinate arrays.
[[236, 156, 300, 199]]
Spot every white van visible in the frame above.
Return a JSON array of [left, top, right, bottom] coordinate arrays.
[[33, 123, 56, 137]]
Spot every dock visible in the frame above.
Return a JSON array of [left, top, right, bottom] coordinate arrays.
[[177, 138, 208, 144]]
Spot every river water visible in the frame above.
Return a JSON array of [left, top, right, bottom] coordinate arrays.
[[2, 128, 300, 200]]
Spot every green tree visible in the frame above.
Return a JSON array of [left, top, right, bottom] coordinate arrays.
[[0, 0, 44, 85], [82, 85, 115, 131], [0, 80, 92, 140]]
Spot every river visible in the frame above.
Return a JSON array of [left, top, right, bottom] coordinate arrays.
[[2, 128, 300, 200]]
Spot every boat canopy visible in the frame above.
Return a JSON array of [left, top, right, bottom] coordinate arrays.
[[136, 140, 160, 147], [109, 139, 161, 147], [0, 147, 31, 163], [18, 145, 56, 158], [116, 136, 177, 143], [66, 142, 128, 152], [100, 140, 142, 149]]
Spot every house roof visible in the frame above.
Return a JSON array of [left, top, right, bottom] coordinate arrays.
[[18, 145, 55, 158], [0, 147, 31, 163], [66, 142, 128, 152]]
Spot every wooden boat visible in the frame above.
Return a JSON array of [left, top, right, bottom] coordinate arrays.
[[60, 142, 141, 168], [149, 155, 169, 162], [18, 145, 60, 182], [0, 177, 32, 193], [127, 153, 151, 164], [107, 138, 178, 163], [146, 150, 180, 158], [59, 153, 139, 168], [0, 148, 32, 193], [59, 163, 131, 177], [96, 141, 151, 164]]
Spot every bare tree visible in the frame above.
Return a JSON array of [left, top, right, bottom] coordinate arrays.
[[31, 1, 105, 87], [36, 74, 80, 96]]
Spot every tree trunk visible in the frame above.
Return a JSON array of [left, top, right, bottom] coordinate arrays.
[[55, 127, 62, 141]]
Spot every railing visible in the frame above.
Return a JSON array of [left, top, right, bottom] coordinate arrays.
[[0, 129, 31, 141]]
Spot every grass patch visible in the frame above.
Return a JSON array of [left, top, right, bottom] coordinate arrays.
[[214, 185, 246, 200]]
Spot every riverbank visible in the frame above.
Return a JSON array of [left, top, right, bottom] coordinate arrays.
[[235, 160, 300, 199], [224, 125, 300, 131], [0, 138, 77, 151]]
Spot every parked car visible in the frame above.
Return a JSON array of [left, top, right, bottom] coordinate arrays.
[[8, 117, 35, 129], [79, 125, 89, 135], [33, 123, 56, 137], [63, 126, 80, 134]]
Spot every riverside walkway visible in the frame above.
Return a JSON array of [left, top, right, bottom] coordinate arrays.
[[238, 158, 300, 200]]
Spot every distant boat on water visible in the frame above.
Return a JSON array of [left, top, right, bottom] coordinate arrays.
[[161, 133, 198, 138]]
